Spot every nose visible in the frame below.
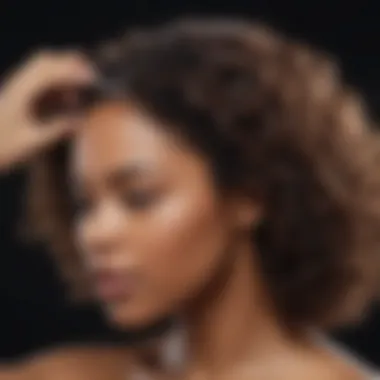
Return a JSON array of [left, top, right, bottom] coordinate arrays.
[[77, 200, 126, 259]]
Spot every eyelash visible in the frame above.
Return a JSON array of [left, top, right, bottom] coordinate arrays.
[[122, 189, 156, 210], [71, 189, 156, 217]]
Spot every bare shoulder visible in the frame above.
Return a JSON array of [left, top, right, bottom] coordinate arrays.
[[0, 345, 132, 380], [261, 342, 371, 380], [297, 348, 372, 380]]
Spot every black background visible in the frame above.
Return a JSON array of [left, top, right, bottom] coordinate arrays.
[[0, 0, 380, 365]]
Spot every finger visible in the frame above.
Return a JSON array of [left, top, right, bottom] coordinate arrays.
[[14, 51, 97, 98], [24, 114, 83, 155], [32, 84, 98, 122], [0, 115, 81, 171], [38, 115, 83, 143], [34, 56, 96, 87]]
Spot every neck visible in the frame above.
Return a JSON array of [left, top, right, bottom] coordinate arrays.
[[181, 241, 292, 372]]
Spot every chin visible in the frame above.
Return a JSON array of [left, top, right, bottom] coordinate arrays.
[[103, 303, 168, 331]]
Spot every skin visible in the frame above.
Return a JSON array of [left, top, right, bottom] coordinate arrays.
[[68, 101, 366, 380], [0, 54, 368, 379], [71, 102, 260, 329], [0, 346, 130, 380], [0, 53, 131, 380]]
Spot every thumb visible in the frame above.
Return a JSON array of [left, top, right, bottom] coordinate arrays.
[[36, 115, 83, 147]]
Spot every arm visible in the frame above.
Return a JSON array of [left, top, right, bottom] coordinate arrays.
[[0, 51, 95, 173]]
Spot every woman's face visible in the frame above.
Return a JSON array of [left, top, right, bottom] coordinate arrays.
[[70, 102, 253, 328]]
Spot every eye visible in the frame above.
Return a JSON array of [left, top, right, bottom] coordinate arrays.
[[122, 189, 157, 210]]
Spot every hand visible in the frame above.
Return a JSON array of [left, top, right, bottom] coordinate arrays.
[[0, 51, 95, 172]]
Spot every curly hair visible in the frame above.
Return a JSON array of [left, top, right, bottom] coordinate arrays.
[[25, 19, 380, 329]]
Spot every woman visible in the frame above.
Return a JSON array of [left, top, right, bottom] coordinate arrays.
[[1, 18, 380, 379]]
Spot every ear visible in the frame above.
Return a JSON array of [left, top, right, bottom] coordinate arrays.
[[229, 195, 263, 231]]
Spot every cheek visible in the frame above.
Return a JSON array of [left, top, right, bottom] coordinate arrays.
[[73, 200, 128, 265], [137, 191, 230, 297]]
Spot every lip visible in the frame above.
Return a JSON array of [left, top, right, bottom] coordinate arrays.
[[92, 269, 136, 302]]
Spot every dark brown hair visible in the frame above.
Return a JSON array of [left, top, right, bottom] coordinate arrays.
[[26, 19, 380, 328]]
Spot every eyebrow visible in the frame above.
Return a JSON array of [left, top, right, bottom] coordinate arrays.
[[70, 162, 156, 195], [105, 164, 154, 187]]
